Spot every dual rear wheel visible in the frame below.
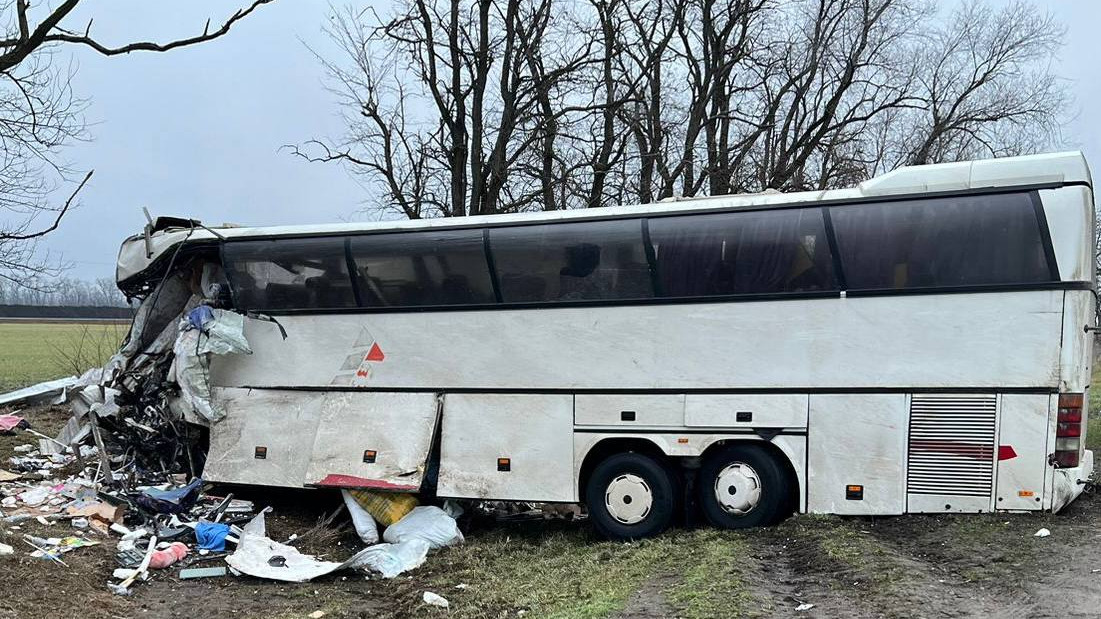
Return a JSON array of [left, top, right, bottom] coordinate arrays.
[[585, 444, 791, 540]]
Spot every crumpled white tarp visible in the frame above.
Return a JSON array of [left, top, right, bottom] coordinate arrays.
[[226, 508, 375, 582], [172, 308, 251, 424], [226, 504, 465, 582]]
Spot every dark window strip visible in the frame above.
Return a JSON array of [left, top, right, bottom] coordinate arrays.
[[245, 281, 1090, 316]]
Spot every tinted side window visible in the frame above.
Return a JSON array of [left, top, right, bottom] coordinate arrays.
[[649, 208, 837, 297], [489, 220, 652, 302], [224, 237, 356, 310], [830, 193, 1053, 289], [349, 229, 495, 307]]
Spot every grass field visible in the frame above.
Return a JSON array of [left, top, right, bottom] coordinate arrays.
[[0, 322, 126, 392]]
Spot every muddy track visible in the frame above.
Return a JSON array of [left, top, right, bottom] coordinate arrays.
[[736, 488, 1101, 618]]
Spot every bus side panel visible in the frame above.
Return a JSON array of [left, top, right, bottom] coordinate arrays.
[[1038, 186, 1093, 283], [807, 394, 907, 515], [1060, 290, 1094, 393], [437, 394, 575, 502], [995, 394, 1051, 511], [212, 291, 1063, 392], [204, 388, 325, 488], [303, 392, 439, 490]]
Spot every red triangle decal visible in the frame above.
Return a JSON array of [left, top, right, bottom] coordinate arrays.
[[366, 342, 385, 362]]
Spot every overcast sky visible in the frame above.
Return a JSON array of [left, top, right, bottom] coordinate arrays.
[[35, 0, 1101, 280]]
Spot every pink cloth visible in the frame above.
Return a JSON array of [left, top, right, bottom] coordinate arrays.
[[0, 414, 24, 433], [149, 542, 189, 569]]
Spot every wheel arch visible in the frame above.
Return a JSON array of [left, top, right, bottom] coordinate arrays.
[[577, 437, 668, 501], [699, 438, 802, 515]]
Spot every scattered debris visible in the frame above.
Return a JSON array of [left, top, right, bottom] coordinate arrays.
[[0, 270, 475, 600], [147, 542, 189, 569], [422, 591, 450, 608], [347, 489, 417, 527], [0, 376, 79, 408], [308, 611, 326, 619], [1034, 528, 1051, 537], [796, 602, 816, 611], [195, 521, 232, 551], [0, 414, 28, 433], [179, 566, 228, 579], [342, 489, 379, 544]]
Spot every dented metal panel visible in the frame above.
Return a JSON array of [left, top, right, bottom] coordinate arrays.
[[203, 388, 326, 488], [438, 394, 574, 502], [304, 391, 438, 491]]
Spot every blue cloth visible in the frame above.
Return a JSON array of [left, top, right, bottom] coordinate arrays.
[[186, 305, 215, 331], [195, 522, 231, 551], [137, 478, 204, 514]]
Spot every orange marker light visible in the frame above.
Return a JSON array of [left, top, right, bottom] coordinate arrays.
[[1018, 490, 1035, 498], [677, 438, 689, 444]]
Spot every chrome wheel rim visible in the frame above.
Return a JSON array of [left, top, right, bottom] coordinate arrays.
[[605, 473, 653, 525], [714, 462, 762, 515]]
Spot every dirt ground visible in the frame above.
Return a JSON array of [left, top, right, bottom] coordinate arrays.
[[2, 404, 1100, 619]]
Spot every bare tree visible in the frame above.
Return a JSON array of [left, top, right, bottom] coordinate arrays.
[[0, 0, 275, 289], [310, 0, 1067, 217]]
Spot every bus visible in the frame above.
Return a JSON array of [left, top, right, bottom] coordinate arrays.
[[114, 151, 1095, 540]]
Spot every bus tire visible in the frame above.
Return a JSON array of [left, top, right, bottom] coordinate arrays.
[[698, 444, 787, 529], [585, 452, 677, 541]]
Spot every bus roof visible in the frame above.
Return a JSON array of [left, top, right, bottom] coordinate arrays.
[[117, 151, 1092, 287]]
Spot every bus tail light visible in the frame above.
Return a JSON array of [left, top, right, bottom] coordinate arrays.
[[1055, 393, 1084, 468]]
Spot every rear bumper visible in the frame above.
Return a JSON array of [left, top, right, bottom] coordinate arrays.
[[1051, 449, 1094, 513]]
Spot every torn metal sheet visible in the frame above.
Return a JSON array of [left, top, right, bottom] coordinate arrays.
[[172, 308, 251, 424], [0, 376, 79, 408]]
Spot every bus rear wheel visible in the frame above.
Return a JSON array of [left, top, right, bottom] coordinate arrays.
[[585, 452, 676, 540], [698, 444, 787, 529]]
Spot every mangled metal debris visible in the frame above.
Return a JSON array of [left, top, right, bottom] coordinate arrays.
[[0, 252, 468, 597]]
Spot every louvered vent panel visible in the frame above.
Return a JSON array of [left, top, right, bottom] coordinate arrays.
[[907, 394, 996, 497]]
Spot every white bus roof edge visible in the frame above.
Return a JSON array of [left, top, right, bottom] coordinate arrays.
[[116, 151, 1093, 287]]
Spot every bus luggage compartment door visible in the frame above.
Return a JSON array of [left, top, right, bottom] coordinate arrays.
[[807, 394, 908, 515], [304, 392, 440, 491], [204, 388, 327, 488], [437, 394, 575, 502]]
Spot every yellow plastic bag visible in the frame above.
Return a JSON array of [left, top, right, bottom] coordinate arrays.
[[347, 489, 418, 526]]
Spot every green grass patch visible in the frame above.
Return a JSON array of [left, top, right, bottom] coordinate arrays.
[[382, 523, 756, 619], [0, 322, 125, 392], [1089, 417, 1101, 451]]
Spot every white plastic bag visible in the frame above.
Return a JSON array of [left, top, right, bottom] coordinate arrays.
[[383, 506, 464, 548], [341, 490, 379, 544], [349, 540, 431, 578]]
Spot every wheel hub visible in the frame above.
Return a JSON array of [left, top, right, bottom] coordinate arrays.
[[605, 473, 653, 524], [714, 462, 762, 515]]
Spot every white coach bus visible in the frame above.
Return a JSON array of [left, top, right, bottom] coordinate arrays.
[[116, 151, 1095, 539]]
